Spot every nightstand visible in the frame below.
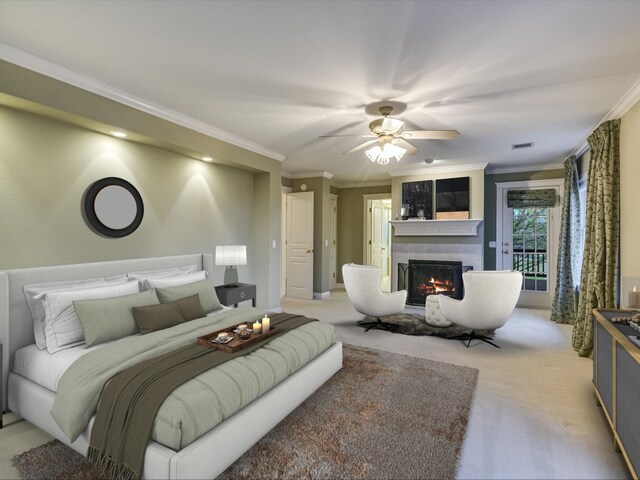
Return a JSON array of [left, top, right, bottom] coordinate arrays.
[[215, 283, 257, 308]]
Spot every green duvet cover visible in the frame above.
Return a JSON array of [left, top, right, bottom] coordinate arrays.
[[51, 308, 337, 450]]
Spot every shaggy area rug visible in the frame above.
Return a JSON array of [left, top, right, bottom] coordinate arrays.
[[360, 312, 495, 338], [12, 344, 478, 480]]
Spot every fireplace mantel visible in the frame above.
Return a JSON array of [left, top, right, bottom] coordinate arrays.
[[390, 219, 483, 236]]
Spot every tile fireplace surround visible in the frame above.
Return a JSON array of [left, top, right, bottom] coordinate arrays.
[[392, 242, 484, 292]]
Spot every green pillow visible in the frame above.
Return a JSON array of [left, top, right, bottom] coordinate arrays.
[[132, 302, 185, 335], [155, 279, 222, 313], [74, 289, 160, 347]]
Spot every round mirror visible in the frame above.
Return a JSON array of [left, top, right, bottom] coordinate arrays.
[[84, 177, 144, 237]]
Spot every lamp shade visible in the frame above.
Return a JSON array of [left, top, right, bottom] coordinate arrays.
[[215, 245, 247, 266]]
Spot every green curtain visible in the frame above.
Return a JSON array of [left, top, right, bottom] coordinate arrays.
[[572, 120, 620, 356], [550, 156, 581, 324]]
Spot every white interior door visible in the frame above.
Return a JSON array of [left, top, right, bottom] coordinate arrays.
[[497, 182, 561, 309], [286, 192, 314, 299]]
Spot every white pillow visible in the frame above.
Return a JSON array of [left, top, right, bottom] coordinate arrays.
[[146, 270, 207, 289], [24, 274, 128, 350], [36, 281, 140, 354], [127, 265, 198, 290]]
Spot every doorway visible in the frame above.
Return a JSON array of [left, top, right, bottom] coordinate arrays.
[[364, 195, 392, 293], [496, 180, 563, 309]]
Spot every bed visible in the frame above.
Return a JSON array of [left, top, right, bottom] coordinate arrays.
[[0, 253, 343, 479]]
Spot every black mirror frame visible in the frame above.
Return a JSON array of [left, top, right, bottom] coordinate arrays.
[[84, 177, 144, 238]]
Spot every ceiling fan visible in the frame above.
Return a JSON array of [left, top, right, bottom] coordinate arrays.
[[321, 105, 459, 164]]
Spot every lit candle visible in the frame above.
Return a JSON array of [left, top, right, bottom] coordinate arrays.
[[629, 285, 640, 308], [262, 315, 270, 333], [253, 321, 262, 334]]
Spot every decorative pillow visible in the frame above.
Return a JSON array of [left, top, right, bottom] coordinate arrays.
[[127, 265, 198, 290], [170, 293, 206, 321], [36, 281, 140, 354], [146, 270, 207, 289], [23, 274, 128, 350], [74, 289, 160, 348], [132, 303, 185, 335], [155, 279, 222, 314]]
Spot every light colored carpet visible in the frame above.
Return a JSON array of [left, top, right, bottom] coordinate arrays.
[[11, 344, 478, 480]]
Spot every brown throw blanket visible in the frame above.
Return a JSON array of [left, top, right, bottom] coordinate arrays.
[[87, 313, 317, 480]]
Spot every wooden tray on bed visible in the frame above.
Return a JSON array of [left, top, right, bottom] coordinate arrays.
[[197, 321, 278, 353]]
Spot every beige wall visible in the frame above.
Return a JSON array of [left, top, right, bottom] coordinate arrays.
[[620, 99, 640, 280], [390, 168, 485, 247]]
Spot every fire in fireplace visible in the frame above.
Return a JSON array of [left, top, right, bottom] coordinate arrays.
[[398, 260, 473, 306]]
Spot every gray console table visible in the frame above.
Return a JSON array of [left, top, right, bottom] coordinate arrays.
[[593, 309, 639, 479]]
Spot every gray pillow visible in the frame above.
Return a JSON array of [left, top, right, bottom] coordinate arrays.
[[74, 289, 160, 347], [155, 279, 222, 313]]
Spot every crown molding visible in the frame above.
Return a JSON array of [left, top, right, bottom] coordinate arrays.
[[570, 77, 640, 157], [282, 171, 334, 179], [333, 180, 392, 189], [0, 42, 286, 162], [486, 162, 564, 175], [387, 162, 488, 177]]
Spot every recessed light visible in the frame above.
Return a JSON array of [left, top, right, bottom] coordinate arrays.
[[202, 156, 213, 162], [111, 131, 127, 138]]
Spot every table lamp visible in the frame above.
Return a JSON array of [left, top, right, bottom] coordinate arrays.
[[215, 245, 247, 287]]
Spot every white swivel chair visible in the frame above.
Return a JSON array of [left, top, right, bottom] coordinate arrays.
[[342, 263, 407, 332], [438, 270, 523, 348]]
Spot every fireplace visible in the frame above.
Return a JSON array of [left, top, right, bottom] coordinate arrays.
[[398, 260, 473, 306]]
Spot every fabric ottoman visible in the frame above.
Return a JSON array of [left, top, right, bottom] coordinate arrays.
[[425, 295, 452, 327]]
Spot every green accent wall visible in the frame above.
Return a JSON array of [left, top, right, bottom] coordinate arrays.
[[0, 60, 283, 309], [335, 185, 392, 283], [484, 169, 565, 270]]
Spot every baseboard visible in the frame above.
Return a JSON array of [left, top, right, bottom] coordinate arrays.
[[269, 306, 283, 313], [334, 283, 345, 289], [313, 291, 331, 300]]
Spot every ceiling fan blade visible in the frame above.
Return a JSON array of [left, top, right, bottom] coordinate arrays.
[[343, 139, 379, 155], [401, 130, 460, 140], [319, 134, 376, 138], [393, 138, 418, 155]]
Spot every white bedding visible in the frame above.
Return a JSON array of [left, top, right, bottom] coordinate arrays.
[[13, 306, 232, 392]]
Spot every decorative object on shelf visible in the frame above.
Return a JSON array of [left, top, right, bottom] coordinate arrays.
[[401, 180, 433, 220], [215, 245, 247, 287], [83, 177, 144, 238], [436, 177, 470, 220], [622, 276, 640, 309]]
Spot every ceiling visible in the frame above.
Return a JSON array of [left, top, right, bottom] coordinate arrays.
[[1, 0, 640, 184]]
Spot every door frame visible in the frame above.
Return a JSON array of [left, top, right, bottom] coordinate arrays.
[[330, 194, 338, 290], [496, 179, 563, 307], [280, 186, 292, 298], [363, 194, 392, 265]]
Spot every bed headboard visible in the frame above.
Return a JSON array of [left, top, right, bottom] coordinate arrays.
[[0, 253, 214, 411]]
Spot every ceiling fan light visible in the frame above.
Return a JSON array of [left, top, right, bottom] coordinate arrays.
[[365, 143, 406, 165]]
